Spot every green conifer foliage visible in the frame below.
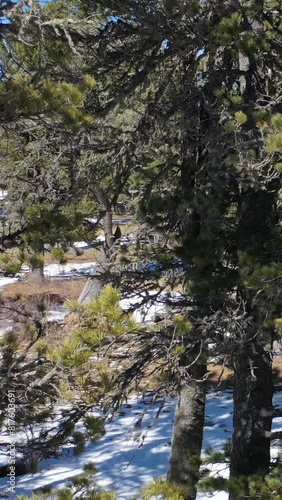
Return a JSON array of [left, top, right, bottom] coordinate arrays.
[[55, 0, 281, 494], [0, 0, 281, 497], [0, 287, 135, 477]]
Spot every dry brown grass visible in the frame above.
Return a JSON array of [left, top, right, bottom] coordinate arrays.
[[207, 363, 234, 386], [44, 247, 100, 265], [272, 359, 282, 384], [4, 245, 100, 266], [42, 320, 70, 349], [207, 359, 282, 386], [0, 278, 87, 302]]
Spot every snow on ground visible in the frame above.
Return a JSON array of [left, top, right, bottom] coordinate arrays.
[[0, 269, 183, 327], [120, 291, 184, 323], [0, 262, 97, 327], [271, 391, 282, 460], [0, 320, 13, 338], [73, 241, 93, 249], [44, 262, 96, 279], [0, 391, 225, 499], [1, 390, 281, 499], [45, 292, 171, 325], [0, 262, 97, 290], [1, 254, 282, 497], [45, 308, 68, 323], [113, 219, 132, 226], [0, 393, 175, 498], [0, 277, 18, 288], [0, 389, 281, 499], [46, 288, 183, 325]]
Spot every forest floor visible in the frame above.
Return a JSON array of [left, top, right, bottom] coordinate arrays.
[[1, 245, 282, 499], [0, 389, 282, 500]]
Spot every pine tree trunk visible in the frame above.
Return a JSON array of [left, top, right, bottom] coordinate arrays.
[[29, 248, 44, 283], [29, 265, 44, 283], [230, 339, 273, 483], [79, 188, 115, 304], [167, 363, 206, 500], [78, 248, 108, 304], [230, 187, 277, 487]]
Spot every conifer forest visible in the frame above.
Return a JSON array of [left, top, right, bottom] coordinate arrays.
[[0, 0, 281, 499]]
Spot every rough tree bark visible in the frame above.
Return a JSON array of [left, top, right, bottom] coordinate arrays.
[[29, 265, 44, 283], [78, 188, 115, 304], [230, 338, 273, 481], [230, 188, 278, 486], [78, 247, 108, 304], [167, 363, 206, 500], [29, 246, 45, 283]]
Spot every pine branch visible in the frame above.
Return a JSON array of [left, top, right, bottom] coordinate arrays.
[[0, 228, 26, 251]]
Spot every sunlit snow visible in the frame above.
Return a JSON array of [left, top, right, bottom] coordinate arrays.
[[1, 255, 282, 499]]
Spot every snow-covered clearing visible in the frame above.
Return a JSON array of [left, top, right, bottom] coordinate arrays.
[[0, 261, 95, 287], [44, 262, 96, 279], [0, 391, 228, 499], [0, 277, 18, 288], [0, 391, 282, 499]]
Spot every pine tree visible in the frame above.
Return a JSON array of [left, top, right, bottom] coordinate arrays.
[[0, 286, 135, 483], [0, 0, 97, 275], [50, 0, 281, 497], [0, 1, 281, 498]]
